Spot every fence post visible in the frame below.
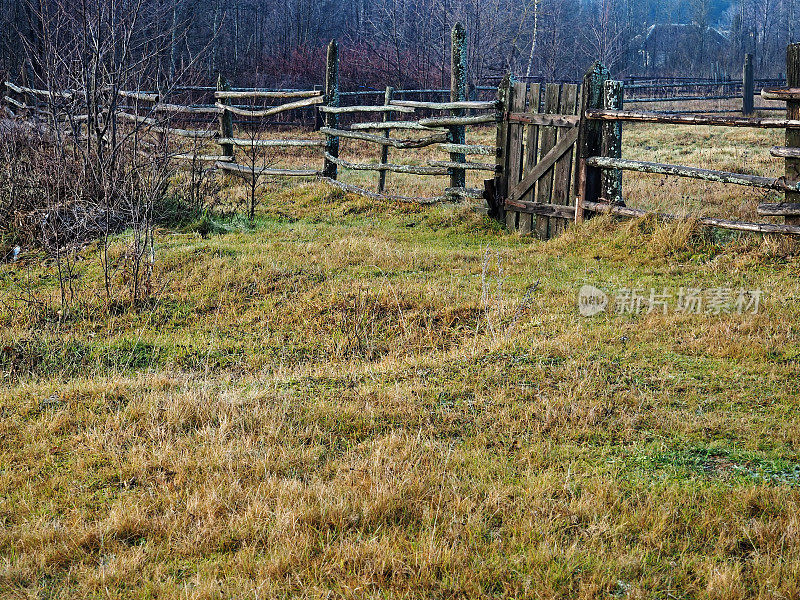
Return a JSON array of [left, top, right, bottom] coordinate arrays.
[[743, 53, 754, 116], [217, 74, 234, 160], [574, 61, 610, 223], [378, 86, 393, 192], [491, 74, 511, 220], [449, 23, 467, 191], [601, 80, 623, 204], [785, 44, 800, 226], [323, 40, 340, 180]]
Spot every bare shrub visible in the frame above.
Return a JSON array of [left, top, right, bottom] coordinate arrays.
[[0, 0, 209, 311]]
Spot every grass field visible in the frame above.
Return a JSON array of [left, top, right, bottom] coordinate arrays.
[[2, 118, 800, 598]]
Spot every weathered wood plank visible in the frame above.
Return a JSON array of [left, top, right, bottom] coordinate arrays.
[[586, 157, 800, 192], [7, 83, 73, 99], [743, 54, 754, 115], [761, 88, 800, 101], [318, 104, 414, 114], [324, 152, 449, 175], [450, 22, 468, 190], [493, 76, 511, 222], [600, 81, 624, 205], [116, 111, 156, 125], [574, 62, 611, 223], [625, 94, 737, 103], [390, 100, 498, 110], [118, 90, 158, 102], [116, 112, 216, 138], [535, 83, 561, 238], [378, 86, 393, 192], [217, 138, 325, 147], [586, 109, 800, 129], [319, 127, 447, 148], [172, 153, 233, 162], [438, 143, 494, 155], [503, 200, 576, 219], [507, 113, 580, 127], [320, 176, 443, 205], [428, 160, 496, 171], [215, 89, 321, 99], [770, 146, 800, 158], [153, 126, 217, 139], [4, 81, 24, 94], [505, 82, 527, 231], [518, 83, 541, 234], [217, 75, 234, 159], [418, 114, 496, 128], [445, 187, 484, 199], [351, 120, 441, 131], [323, 40, 339, 180], [786, 44, 800, 226], [758, 202, 800, 216], [4, 95, 29, 109], [154, 103, 223, 115], [567, 84, 584, 233], [215, 95, 323, 117], [551, 83, 580, 237]]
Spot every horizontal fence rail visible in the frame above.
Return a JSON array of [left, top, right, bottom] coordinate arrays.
[[585, 157, 800, 193], [585, 109, 800, 128]]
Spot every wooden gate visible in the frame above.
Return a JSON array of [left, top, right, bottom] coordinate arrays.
[[495, 80, 582, 239]]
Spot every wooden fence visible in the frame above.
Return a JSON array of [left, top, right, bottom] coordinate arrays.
[[567, 45, 800, 236], [318, 27, 495, 202], [4, 31, 800, 237], [2, 25, 495, 204], [620, 55, 785, 116]]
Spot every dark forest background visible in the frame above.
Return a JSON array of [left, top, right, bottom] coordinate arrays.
[[0, 0, 794, 91]]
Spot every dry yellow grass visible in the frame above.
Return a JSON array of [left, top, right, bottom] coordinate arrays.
[[2, 113, 800, 598]]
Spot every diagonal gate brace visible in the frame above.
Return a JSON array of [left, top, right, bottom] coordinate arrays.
[[507, 127, 579, 203]]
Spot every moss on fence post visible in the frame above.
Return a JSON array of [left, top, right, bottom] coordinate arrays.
[[449, 23, 467, 191], [574, 61, 610, 223], [323, 40, 340, 180], [601, 79, 623, 204], [491, 74, 511, 221]]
